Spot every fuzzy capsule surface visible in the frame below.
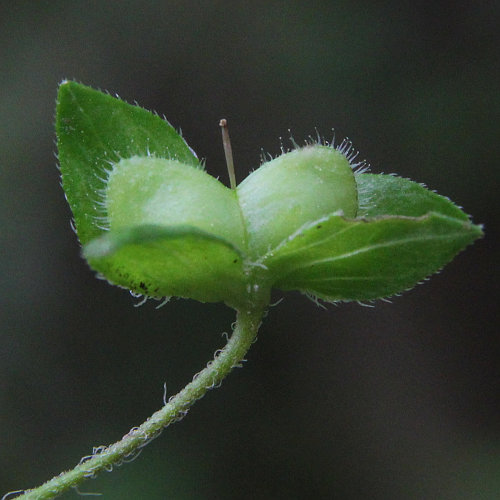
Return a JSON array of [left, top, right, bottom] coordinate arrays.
[[105, 145, 358, 260], [237, 145, 357, 258]]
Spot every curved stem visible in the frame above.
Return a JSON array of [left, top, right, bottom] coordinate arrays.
[[12, 304, 265, 500]]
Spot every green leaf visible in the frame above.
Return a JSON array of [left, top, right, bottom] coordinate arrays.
[[56, 81, 198, 245], [356, 173, 469, 220], [265, 213, 483, 302], [84, 225, 246, 308]]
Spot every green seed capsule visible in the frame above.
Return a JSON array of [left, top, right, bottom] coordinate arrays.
[[105, 156, 246, 249], [98, 146, 358, 304], [237, 145, 358, 258]]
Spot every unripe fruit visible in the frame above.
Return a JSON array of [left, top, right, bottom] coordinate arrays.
[[105, 146, 358, 264], [237, 145, 357, 258], [105, 156, 246, 249]]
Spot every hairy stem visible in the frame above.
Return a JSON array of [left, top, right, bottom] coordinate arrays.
[[12, 304, 265, 500]]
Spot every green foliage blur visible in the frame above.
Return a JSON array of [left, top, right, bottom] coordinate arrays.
[[1, 2, 498, 498]]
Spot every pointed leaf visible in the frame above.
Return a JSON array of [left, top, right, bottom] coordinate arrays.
[[265, 213, 482, 301], [84, 225, 246, 308], [356, 173, 469, 220], [56, 81, 198, 244]]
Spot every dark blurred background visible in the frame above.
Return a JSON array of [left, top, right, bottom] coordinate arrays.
[[1, 1, 498, 498]]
